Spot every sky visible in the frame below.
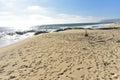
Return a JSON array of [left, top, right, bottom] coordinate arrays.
[[0, 0, 120, 27]]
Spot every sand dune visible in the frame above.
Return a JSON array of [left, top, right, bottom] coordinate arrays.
[[0, 29, 120, 80]]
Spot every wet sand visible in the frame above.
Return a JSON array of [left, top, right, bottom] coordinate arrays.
[[0, 27, 120, 80]]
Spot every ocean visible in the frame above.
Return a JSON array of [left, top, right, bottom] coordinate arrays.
[[0, 22, 112, 47]]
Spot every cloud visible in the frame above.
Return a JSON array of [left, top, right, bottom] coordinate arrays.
[[0, 15, 16, 20], [0, 11, 11, 15], [27, 6, 44, 11], [55, 14, 100, 23], [0, 0, 17, 4], [24, 13, 101, 26], [26, 6, 49, 14], [0, 0, 102, 27], [0, 12, 101, 27], [0, 0, 17, 8]]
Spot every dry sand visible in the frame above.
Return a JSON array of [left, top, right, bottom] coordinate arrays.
[[0, 28, 120, 80], [106, 23, 120, 28]]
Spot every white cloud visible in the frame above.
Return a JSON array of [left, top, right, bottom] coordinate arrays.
[[0, 0, 17, 3], [0, 0, 17, 8], [0, 13, 101, 27], [29, 14, 51, 20], [27, 6, 41, 10], [0, 15, 16, 20], [0, 11, 11, 15], [53, 14, 101, 24], [0, 0, 102, 28], [26, 6, 49, 14]]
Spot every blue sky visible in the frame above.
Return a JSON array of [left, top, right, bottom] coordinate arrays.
[[0, 0, 119, 27], [44, 0, 120, 17]]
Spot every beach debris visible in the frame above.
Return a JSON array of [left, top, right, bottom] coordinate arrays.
[[84, 29, 88, 37]]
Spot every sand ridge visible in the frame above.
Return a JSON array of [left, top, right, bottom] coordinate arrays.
[[0, 29, 120, 80]]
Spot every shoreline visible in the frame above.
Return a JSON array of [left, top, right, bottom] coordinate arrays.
[[0, 23, 112, 48], [0, 22, 119, 49]]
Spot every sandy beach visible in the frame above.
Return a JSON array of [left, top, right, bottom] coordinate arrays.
[[0, 25, 120, 80], [106, 23, 120, 28]]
